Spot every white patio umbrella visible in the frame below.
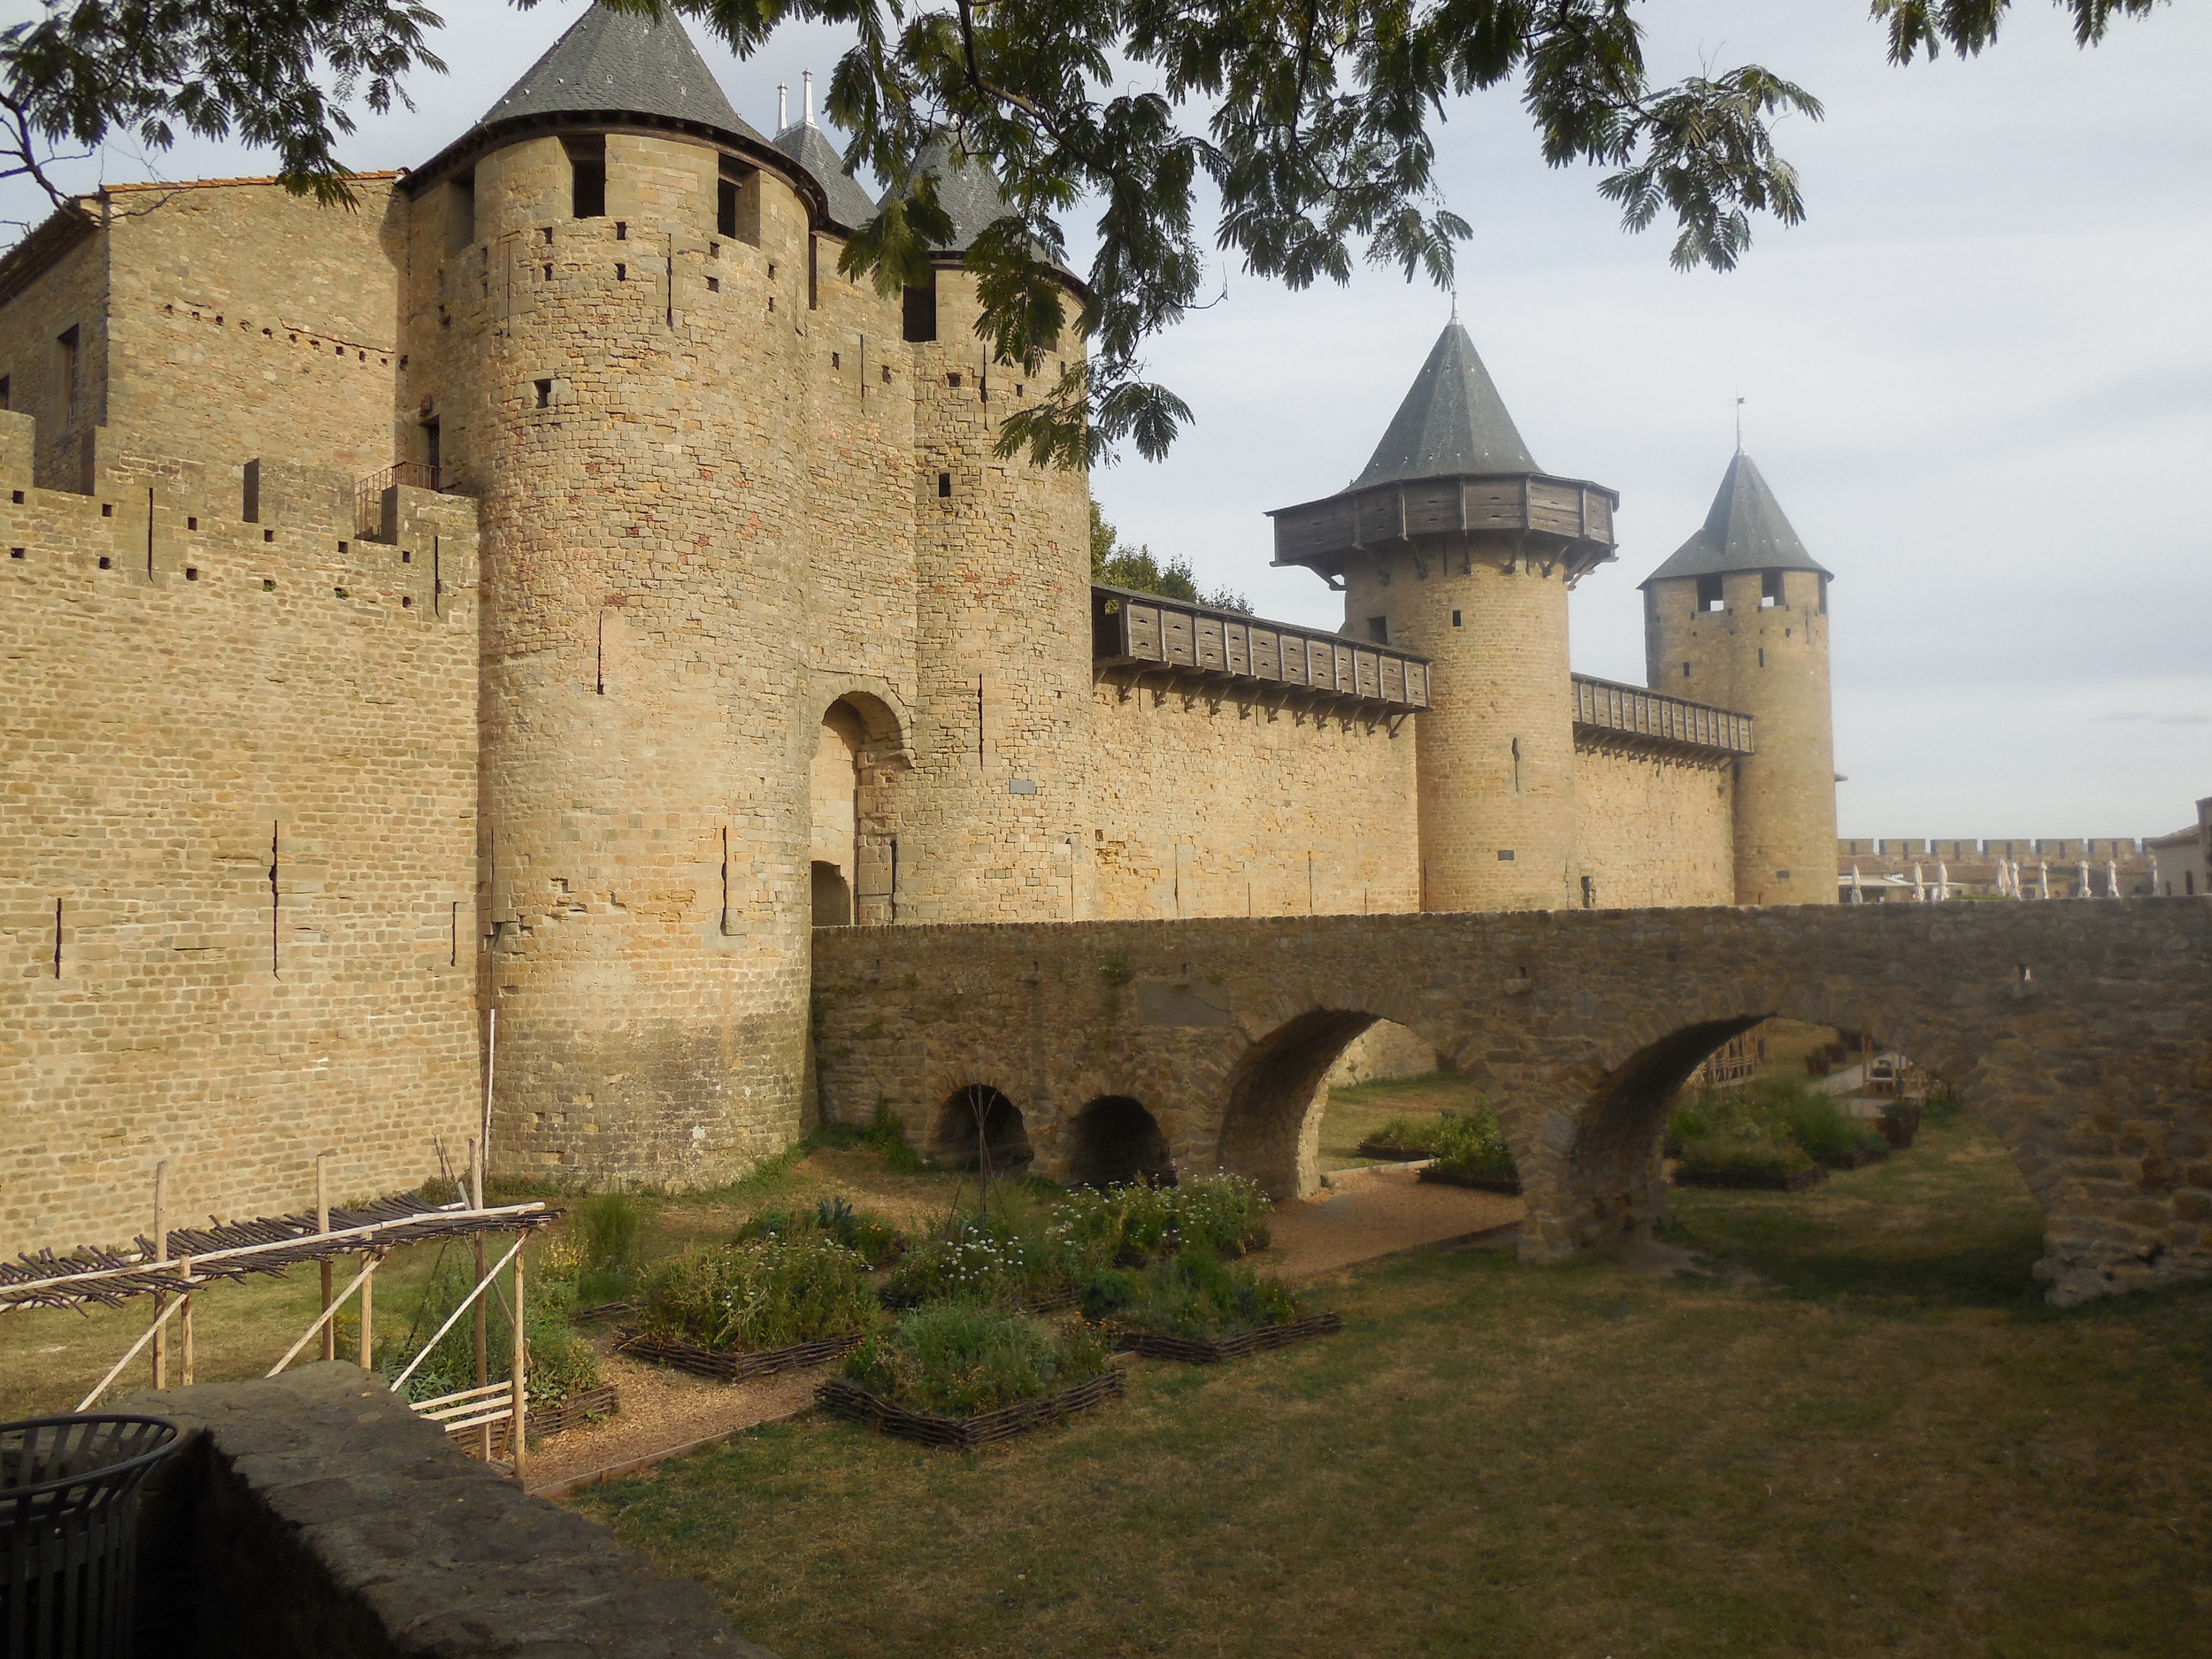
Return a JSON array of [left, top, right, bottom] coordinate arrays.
[[1912, 862, 1926, 902], [2108, 857, 2122, 897], [2010, 859, 2025, 900], [2038, 861, 2050, 901], [2078, 858, 2092, 898], [1936, 861, 1950, 902], [1850, 863, 1863, 902]]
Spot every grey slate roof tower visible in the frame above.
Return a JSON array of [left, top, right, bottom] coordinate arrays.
[[881, 134, 1016, 255], [773, 83, 879, 231], [473, 2, 763, 140], [1349, 320, 1541, 488], [1641, 450, 1832, 588]]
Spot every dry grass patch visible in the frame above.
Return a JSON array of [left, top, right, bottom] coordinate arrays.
[[573, 1118, 2212, 1658]]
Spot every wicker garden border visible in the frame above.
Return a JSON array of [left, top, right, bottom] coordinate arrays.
[[1673, 1164, 1826, 1194], [1107, 1310, 1343, 1364], [816, 1371, 1125, 1448], [1417, 1168, 1523, 1194], [615, 1329, 864, 1382]]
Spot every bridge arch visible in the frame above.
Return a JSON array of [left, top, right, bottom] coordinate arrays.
[[811, 903, 2212, 1303]]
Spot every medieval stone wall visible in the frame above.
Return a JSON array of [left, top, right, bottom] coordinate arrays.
[[0, 411, 479, 1253], [1087, 674, 1420, 919], [1572, 749, 1736, 909], [0, 213, 107, 492]]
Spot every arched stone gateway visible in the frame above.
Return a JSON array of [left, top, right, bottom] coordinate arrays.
[[1070, 1096, 1175, 1188], [812, 902, 2212, 1304]]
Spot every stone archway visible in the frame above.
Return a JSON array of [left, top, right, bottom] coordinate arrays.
[[935, 1084, 1033, 1172], [1071, 1096, 1175, 1187], [810, 690, 907, 926]]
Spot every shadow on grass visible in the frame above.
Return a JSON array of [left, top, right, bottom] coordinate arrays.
[[1660, 1117, 2049, 1313]]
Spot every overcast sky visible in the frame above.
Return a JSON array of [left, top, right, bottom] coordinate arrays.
[[7, 1, 2204, 838]]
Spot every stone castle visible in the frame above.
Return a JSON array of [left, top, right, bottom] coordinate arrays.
[[0, 5, 1838, 1248]]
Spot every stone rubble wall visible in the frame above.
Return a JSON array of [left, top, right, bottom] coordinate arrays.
[[0, 411, 479, 1253], [125, 1362, 769, 1658], [814, 899, 2212, 1304]]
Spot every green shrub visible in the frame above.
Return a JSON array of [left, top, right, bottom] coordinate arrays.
[[735, 1197, 904, 1266], [1364, 1116, 1444, 1153], [880, 1207, 1080, 1308], [1053, 1174, 1271, 1264], [1427, 1103, 1519, 1186], [842, 1302, 1111, 1417], [644, 1235, 876, 1351], [1676, 1134, 1813, 1179], [568, 1192, 645, 1304], [1079, 1248, 1303, 1341]]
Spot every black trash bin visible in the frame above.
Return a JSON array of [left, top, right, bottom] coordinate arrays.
[[1, 1416, 178, 1659]]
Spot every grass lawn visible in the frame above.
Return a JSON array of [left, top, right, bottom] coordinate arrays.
[[572, 1113, 2212, 1658], [1317, 1070, 1490, 1171]]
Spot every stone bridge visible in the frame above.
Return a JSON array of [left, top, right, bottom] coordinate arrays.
[[811, 901, 2212, 1304]]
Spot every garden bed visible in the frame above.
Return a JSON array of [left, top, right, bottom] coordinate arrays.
[[615, 1328, 865, 1382], [530, 1383, 620, 1437], [1813, 1146, 1890, 1171], [816, 1371, 1125, 1448], [1108, 1311, 1343, 1364], [1673, 1164, 1825, 1193], [1417, 1168, 1522, 1194]]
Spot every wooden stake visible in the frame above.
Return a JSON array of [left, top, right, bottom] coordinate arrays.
[[358, 1251, 374, 1370], [150, 1161, 168, 1390], [179, 1256, 195, 1386], [319, 1152, 336, 1363], [509, 1242, 527, 1482], [471, 1138, 490, 1460]]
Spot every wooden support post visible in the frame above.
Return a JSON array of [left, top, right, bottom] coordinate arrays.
[[150, 1161, 168, 1390], [358, 1252, 374, 1370], [318, 1151, 335, 1363], [509, 1243, 527, 1482], [471, 1139, 490, 1461], [179, 1257, 196, 1386]]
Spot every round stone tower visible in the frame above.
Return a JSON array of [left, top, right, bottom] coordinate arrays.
[[1640, 451, 1837, 906], [890, 140, 1094, 924], [1267, 321, 1617, 910], [400, 6, 830, 1183]]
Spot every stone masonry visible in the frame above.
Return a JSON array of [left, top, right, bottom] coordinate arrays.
[[815, 900, 2212, 1304]]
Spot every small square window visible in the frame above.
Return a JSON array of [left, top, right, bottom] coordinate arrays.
[[706, 275, 719, 293], [100, 503, 111, 518], [97, 556, 111, 569], [264, 529, 275, 542], [262, 578, 276, 591], [948, 372, 963, 388], [938, 472, 952, 498], [1366, 616, 1388, 644], [535, 378, 552, 408], [187, 517, 197, 530], [1497, 849, 1516, 862], [8, 547, 22, 559], [184, 566, 198, 581]]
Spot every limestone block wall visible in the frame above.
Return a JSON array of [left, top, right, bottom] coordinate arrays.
[[0, 210, 106, 491], [0, 411, 479, 1254], [1573, 749, 1735, 909], [0, 180, 403, 494], [1087, 676, 1420, 920], [898, 268, 1093, 924]]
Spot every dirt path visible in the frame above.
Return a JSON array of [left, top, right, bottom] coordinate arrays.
[[1257, 1162, 1524, 1281], [528, 1167, 1524, 1497]]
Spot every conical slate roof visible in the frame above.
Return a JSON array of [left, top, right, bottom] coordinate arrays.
[[883, 134, 1013, 253], [773, 119, 879, 231], [472, 3, 763, 141], [1348, 321, 1540, 490], [1641, 451, 1832, 587]]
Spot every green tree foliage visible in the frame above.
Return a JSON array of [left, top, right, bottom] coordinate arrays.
[[1, 0, 2164, 459], [1091, 502, 1249, 613]]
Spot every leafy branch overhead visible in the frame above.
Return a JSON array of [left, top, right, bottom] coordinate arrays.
[[0, 0, 2167, 466]]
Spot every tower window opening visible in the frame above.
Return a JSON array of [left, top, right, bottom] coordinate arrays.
[[534, 378, 552, 409], [446, 173, 475, 251], [1451, 609, 1463, 627], [1818, 576, 1829, 615], [541, 227, 553, 244], [937, 472, 952, 498], [717, 176, 738, 239], [422, 419, 441, 473], [903, 272, 938, 342], [614, 220, 627, 242], [1682, 662, 1691, 678], [1510, 735, 1522, 795], [57, 325, 80, 419], [1696, 573, 1724, 611], [565, 136, 605, 219], [948, 372, 962, 389], [1497, 849, 1516, 862], [706, 275, 719, 293], [542, 264, 553, 280], [831, 351, 841, 369], [1367, 616, 1388, 644], [1758, 647, 1766, 667], [615, 263, 626, 281], [1761, 569, 1784, 607], [881, 365, 891, 383], [0, 374, 11, 410], [717, 156, 760, 244], [808, 233, 819, 310]]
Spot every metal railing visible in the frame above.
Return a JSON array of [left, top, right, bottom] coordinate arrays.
[[354, 462, 448, 538]]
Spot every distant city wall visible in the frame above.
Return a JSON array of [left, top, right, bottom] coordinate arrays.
[[0, 411, 480, 1252]]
